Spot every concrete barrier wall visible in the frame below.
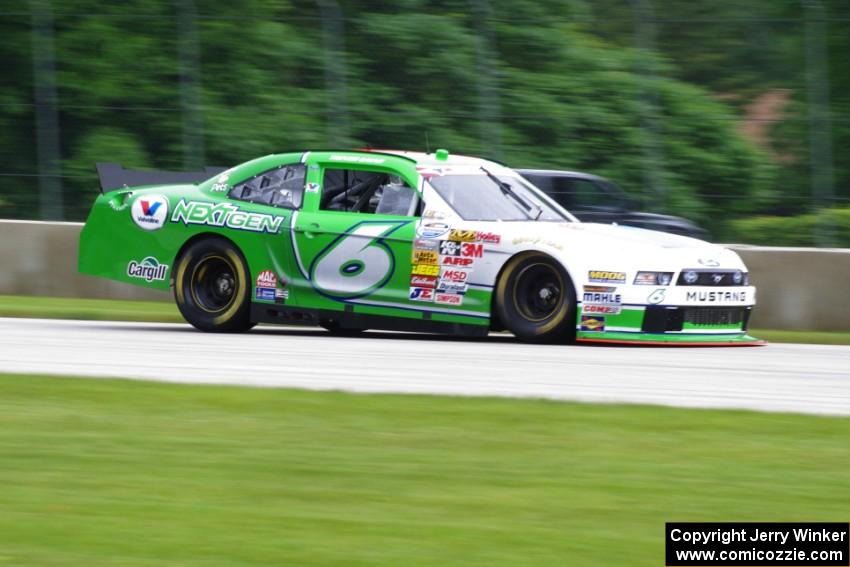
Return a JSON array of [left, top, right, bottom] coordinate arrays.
[[1, 220, 848, 330]]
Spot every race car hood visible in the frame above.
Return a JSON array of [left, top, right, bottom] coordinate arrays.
[[523, 222, 744, 269]]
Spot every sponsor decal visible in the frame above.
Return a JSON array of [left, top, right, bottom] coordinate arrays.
[[410, 274, 438, 288], [409, 287, 434, 302], [171, 199, 285, 234], [126, 257, 169, 282], [698, 258, 720, 267], [306, 182, 321, 193], [440, 240, 484, 258], [588, 270, 626, 283], [329, 155, 385, 164], [275, 288, 289, 303], [255, 287, 276, 301], [448, 229, 477, 242], [437, 280, 467, 294], [686, 290, 748, 303], [580, 315, 605, 332], [512, 235, 563, 250], [476, 231, 501, 244], [211, 182, 229, 192], [435, 292, 463, 305], [413, 238, 438, 250], [582, 290, 622, 315], [256, 270, 277, 288], [412, 249, 439, 265], [411, 264, 440, 277], [131, 195, 169, 231], [441, 268, 469, 283], [416, 165, 449, 178], [422, 209, 446, 219], [583, 285, 616, 293], [416, 222, 450, 239], [442, 256, 474, 267]]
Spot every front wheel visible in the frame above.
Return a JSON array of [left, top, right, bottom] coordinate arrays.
[[173, 238, 255, 333], [494, 253, 576, 343]]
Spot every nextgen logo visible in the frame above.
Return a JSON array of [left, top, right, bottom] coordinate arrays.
[[171, 200, 285, 234], [127, 257, 169, 282]]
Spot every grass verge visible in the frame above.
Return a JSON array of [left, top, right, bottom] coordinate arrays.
[[1, 295, 849, 345], [0, 374, 848, 566]]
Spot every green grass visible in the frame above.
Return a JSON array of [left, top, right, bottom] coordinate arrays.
[[0, 294, 182, 323], [1, 295, 849, 344], [0, 374, 848, 566]]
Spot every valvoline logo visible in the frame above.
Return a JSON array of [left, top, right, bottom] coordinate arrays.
[[130, 195, 169, 231]]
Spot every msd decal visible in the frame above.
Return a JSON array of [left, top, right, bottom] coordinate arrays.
[[441, 269, 469, 283], [131, 195, 169, 231]]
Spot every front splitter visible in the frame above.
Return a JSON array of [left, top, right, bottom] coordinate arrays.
[[576, 331, 766, 346]]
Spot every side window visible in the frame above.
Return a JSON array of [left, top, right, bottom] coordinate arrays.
[[320, 168, 418, 216], [568, 179, 611, 208], [229, 164, 306, 209]]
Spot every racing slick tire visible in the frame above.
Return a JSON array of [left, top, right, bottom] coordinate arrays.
[[173, 237, 255, 333], [495, 252, 576, 343]]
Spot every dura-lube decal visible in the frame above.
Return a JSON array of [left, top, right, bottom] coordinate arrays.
[[305, 220, 410, 299]]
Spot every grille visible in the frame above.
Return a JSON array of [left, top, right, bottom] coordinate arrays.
[[685, 307, 747, 327], [641, 306, 751, 332], [676, 270, 747, 286]]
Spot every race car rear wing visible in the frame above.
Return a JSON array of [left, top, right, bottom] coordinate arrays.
[[95, 162, 228, 193]]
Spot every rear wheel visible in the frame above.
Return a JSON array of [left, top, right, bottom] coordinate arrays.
[[173, 238, 254, 332], [495, 253, 576, 343]]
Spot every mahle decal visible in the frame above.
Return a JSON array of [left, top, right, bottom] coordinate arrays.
[[127, 256, 169, 282], [171, 199, 285, 234]]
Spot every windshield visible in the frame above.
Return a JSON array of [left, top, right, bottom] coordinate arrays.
[[429, 173, 573, 222]]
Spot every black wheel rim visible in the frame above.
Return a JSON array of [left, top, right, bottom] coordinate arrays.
[[190, 255, 237, 313], [513, 263, 564, 322]]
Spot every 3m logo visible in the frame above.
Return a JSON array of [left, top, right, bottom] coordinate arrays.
[[440, 241, 483, 258]]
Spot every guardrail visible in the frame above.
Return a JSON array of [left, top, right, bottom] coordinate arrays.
[[1, 220, 848, 330]]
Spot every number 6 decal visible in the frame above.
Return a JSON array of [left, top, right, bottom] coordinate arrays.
[[309, 221, 408, 299]]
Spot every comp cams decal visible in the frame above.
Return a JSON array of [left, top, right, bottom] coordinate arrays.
[[171, 200, 285, 234]]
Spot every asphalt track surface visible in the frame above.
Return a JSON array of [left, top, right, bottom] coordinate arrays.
[[1, 317, 849, 416]]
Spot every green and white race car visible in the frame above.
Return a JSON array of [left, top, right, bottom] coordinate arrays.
[[79, 149, 762, 345]]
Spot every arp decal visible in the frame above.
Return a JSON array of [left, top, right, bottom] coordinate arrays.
[[580, 315, 605, 331], [442, 256, 473, 267], [171, 200, 285, 234], [131, 195, 169, 231], [588, 270, 626, 283], [127, 256, 168, 282]]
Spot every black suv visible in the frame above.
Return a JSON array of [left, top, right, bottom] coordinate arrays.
[[517, 169, 709, 240]]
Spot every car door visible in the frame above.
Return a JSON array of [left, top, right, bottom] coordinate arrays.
[[289, 155, 421, 314]]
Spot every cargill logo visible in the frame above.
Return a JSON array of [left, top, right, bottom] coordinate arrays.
[[131, 194, 169, 231], [127, 257, 169, 282]]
